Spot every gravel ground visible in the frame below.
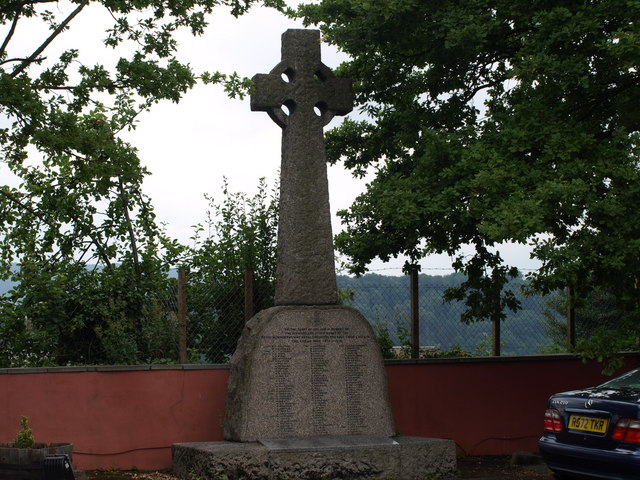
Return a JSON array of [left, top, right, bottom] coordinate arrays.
[[456, 455, 554, 479]]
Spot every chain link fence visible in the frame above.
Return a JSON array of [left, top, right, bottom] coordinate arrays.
[[156, 270, 565, 364], [1, 266, 571, 367], [338, 276, 561, 358]]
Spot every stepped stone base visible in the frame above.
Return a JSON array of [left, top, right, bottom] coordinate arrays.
[[172, 435, 456, 480]]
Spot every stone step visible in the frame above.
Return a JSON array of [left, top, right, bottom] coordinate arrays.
[[173, 435, 456, 480]]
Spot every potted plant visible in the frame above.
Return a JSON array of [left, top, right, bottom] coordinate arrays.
[[0, 416, 73, 477]]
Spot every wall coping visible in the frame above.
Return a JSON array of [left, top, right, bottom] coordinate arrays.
[[2, 352, 638, 374], [386, 351, 640, 365], [0, 364, 231, 374]]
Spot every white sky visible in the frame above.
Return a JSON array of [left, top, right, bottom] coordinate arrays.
[[2, 1, 541, 275]]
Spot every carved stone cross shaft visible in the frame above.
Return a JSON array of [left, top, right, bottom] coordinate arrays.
[[251, 29, 353, 306]]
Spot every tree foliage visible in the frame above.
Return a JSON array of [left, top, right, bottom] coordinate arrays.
[[183, 177, 278, 363], [300, 0, 640, 326], [0, 175, 279, 367], [0, 0, 282, 366], [543, 287, 638, 371], [0, 257, 181, 366]]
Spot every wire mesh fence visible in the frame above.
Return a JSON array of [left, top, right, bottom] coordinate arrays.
[[155, 269, 566, 364], [336, 274, 561, 358], [1, 266, 570, 367]]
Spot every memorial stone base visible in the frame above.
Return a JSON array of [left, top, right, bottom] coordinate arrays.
[[223, 305, 395, 441], [172, 435, 457, 480], [172, 305, 457, 479]]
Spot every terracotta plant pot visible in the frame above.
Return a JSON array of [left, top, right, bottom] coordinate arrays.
[[0, 443, 73, 479]]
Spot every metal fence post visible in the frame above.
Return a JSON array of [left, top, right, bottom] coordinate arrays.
[[410, 269, 420, 359], [245, 268, 254, 323], [178, 267, 187, 364], [492, 318, 501, 356], [567, 282, 576, 347]]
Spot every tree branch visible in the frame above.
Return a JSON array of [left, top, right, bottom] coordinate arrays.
[[0, 186, 41, 219], [461, 79, 504, 104], [117, 177, 141, 282], [575, 76, 640, 124], [1, 56, 46, 66], [10, 0, 87, 78], [33, 80, 127, 93], [0, 0, 58, 15], [0, 6, 21, 58], [0, 186, 113, 268]]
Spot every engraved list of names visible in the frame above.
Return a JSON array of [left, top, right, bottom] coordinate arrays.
[[261, 318, 372, 438]]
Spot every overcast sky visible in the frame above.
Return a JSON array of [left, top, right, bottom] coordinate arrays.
[[4, 1, 541, 275]]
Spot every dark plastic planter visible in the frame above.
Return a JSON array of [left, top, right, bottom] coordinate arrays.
[[0, 443, 73, 479]]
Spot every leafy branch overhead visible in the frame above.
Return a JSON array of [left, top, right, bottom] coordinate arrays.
[[0, 0, 283, 278], [300, 0, 640, 328], [0, 0, 282, 366]]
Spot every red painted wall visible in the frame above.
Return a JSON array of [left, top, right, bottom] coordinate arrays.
[[1, 367, 229, 471], [1, 356, 638, 471], [387, 356, 639, 455]]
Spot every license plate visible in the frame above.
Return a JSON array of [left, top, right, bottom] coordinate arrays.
[[568, 415, 608, 434]]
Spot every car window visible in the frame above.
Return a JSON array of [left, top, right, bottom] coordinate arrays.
[[598, 369, 640, 389]]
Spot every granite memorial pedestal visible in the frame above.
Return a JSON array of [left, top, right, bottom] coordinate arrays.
[[173, 435, 456, 480]]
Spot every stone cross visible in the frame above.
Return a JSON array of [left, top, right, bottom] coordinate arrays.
[[251, 29, 353, 306]]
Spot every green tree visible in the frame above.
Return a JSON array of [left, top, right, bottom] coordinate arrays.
[[183, 178, 278, 363], [543, 287, 638, 370], [0, 259, 182, 366], [544, 289, 622, 349], [0, 0, 282, 367], [299, 0, 640, 331]]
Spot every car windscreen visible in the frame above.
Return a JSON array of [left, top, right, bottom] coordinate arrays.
[[598, 368, 640, 389]]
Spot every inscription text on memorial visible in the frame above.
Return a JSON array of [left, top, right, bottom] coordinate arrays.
[[263, 325, 370, 437], [225, 306, 395, 441]]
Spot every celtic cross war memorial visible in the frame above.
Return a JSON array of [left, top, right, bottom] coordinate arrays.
[[172, 29, 455, 480], [224, 27, 394, 442]]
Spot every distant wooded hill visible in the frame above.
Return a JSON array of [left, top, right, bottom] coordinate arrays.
[[337, 273, 559, 356]]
